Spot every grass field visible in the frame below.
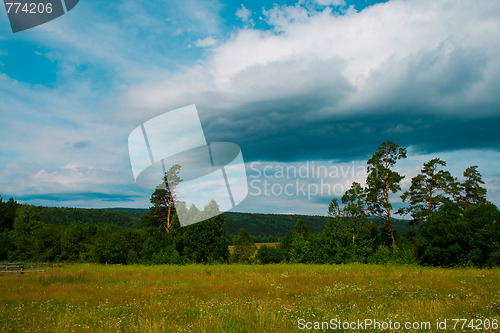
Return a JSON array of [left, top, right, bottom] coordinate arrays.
[[1, 264, 499, 332]]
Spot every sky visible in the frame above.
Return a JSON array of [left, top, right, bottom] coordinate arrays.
[[0, 0, 499, 216]]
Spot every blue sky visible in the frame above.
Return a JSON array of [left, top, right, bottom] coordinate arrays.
[[1, 0, 499, 215]]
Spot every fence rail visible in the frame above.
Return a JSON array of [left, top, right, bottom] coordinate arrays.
[[23, 262, 74, 269], [0, 262, 50, 274]]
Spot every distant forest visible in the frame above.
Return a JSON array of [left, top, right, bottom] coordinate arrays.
[[26, 206, 415, 242]]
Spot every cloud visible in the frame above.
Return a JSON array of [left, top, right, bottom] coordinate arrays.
[[314, 0, 346, 6], [236, 4, 253, 23], [0, 161, 151, 207], [195, 36, 217, 48], [70, 141, 90, 150], [262, 4, 312, 30], [2, 163, 118, 195]]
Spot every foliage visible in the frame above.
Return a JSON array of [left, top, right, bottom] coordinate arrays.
[[417, 202, 500, 267], [233, 229, 256, 263], [315, 217, 355, 264], [223, 212, 326, 241], [456, 165, 488, 211], [399, 158, 458, 225], [0, 196, 18, 231], [255, 245, 283, 264], [38, 206, 143, 228], [181, 212, 231, 263], [280, 218, 314, 263]]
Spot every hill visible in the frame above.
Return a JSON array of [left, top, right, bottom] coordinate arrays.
[[37, 206, 145, 229], [223, 212, 415, 242], [34, 206, 414, 242]]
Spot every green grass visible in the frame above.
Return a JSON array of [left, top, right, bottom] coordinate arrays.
[[1, 264, 499, 332]]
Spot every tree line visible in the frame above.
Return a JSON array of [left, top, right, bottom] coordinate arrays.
[[0, 141, 498, 267], [0, 199, 230, 264], [240, 141, 498, 267]]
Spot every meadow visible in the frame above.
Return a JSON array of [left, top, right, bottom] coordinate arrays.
[[0, 264, 499, 332]]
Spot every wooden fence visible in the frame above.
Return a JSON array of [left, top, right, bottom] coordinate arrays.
[[0, 262, 51, 274]]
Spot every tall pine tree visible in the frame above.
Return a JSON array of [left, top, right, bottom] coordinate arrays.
[[141, 164, 182, 233], [365, 141, 406, 249], [457, 166, 488, 211], [399, 158, 458, 224]]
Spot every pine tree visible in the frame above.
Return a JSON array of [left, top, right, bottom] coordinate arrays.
[[399, 158, 458, 224], [365, 141, 407, 249], [457, 166, 487, 211], [141, 164, 182, 233]]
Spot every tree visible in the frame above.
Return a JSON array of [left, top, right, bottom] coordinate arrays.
[[456, 166, 487, 211], [399, 158, 458, 224], [365, 141, 407, 249], [233, 229, 256, 263], [11, 204, 44, 260], [141, 219, 181, 264], [341, 182, 368, 248], [60, 224, 89, 262], [417, 202, 500, 267], [0, 197, 18, 231], [89, 225, 129, 264], [321, 195, 376, 263], [280, 218, 313, 263], [256, 245, 283, 264], [142, 164, 183, 233], [32, 224, 62, 262], [315, 213, 355, 264], [293, 218, 311, 236], [181, 200, 230, 263], [463, 203, 500, 266]]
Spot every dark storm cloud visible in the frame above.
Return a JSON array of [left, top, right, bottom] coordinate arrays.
[[204, 107, 500, 163], [197, 41, 499, 163]]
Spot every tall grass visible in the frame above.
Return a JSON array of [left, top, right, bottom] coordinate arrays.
[[1, 264, 498, 332]]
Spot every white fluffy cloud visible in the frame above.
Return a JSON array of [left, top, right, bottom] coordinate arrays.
[[236, 4, 253, 23], [195, 36, 218, 48], [122, 0, 500, 120], [314, 0, 346, 6]]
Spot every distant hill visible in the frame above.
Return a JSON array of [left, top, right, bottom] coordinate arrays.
[[222, 212, 415, 242], [38, 206, 146, 229], [222, 212, 326, 242], [36, 206, 414, 242]]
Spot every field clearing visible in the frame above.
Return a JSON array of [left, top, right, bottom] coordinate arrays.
[[0, 264, 499, 332], [228, 242, 278, 254]]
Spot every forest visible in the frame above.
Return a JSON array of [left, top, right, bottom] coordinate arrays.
[[0, 141, 498, 267]]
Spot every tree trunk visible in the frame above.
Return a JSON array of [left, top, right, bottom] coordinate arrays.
[[385, 183, 396, 249], [427, 184, 434, 220], [166, 195, 173, 233]]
